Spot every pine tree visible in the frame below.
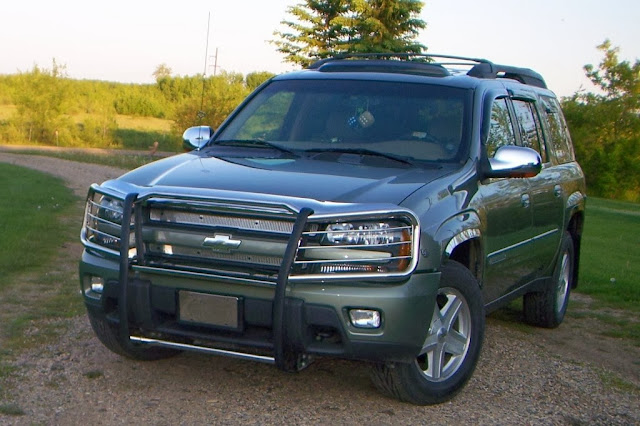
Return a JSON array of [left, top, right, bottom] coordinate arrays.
[[272, 0, 426, 67], [348, 0, 425, 54]]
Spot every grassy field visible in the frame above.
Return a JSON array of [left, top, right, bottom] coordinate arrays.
[[0, 164, 77, 284], [0, 104, 179, 152], [578, 197, 640, 312], [0, 164, 83, 387]]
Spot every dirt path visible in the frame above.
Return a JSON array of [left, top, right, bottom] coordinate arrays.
[[1, 153, 638, 425]]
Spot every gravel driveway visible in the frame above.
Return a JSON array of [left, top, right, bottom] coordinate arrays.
[[1, 152, 638, 425]]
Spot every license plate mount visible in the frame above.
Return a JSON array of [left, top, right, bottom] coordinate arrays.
[[178, 291, 241, 331]]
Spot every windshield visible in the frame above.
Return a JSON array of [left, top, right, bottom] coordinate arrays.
[[216, 79, 471, 163]]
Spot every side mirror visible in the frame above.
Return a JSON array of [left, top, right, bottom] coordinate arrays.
[[182, 126, 213, 151], [485, 145, 542, 179]]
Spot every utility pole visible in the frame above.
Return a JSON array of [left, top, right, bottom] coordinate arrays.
[[210, 48, 220, 76]]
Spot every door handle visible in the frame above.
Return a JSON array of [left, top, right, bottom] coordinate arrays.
[[554, 185, 563, 198], [521, 194, 531, 208]]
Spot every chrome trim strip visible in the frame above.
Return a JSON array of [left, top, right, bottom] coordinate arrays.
[[308, 209, 418, 222], [534, 229, 559, 240], [140, 195, 298, 217], [80, 232, 122, 257], [567, 191, 585, 209], [445, 229, 481, 257], [488, 229, 559, 259], [295, 255, 409, 264], [129, 336, 275, 364], [131, 265, 276, 287], [85, 226, 122, 242]]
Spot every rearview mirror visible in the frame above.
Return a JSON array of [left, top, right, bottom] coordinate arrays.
[[182, 126, 213, 151], [485, 145, 542, 179]]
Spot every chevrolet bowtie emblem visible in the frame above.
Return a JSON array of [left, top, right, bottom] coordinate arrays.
[[202, 234, 242, 253]]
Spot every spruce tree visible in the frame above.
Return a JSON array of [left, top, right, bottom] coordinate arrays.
[[272, 0, 426, 67]]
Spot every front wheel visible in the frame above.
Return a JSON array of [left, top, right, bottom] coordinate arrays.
[[370, 261, 485, 405]]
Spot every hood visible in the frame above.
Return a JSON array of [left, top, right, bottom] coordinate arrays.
[[119, 151, 452, 205]]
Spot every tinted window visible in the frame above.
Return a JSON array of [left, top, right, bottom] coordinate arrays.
[[218, 80, 472, 163], [512, 99, 547, 162], [541, 96, 575, 164], [234, 91, 295, 141], [486, 98, 516, 157]]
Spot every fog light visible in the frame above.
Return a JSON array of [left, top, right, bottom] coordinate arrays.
[[91, 277, 104, 293], [349, 309, 381, 329], [83, 275, 104, 300]]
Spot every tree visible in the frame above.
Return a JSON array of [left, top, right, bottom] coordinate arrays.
[[171, 72, 249, 136], [563, 40, 640, 201], [348, 0, 425, 54], [272, 0, 426, 67], [10, 59, 76, 145], [246, 71, 276, 91], [153, 63, 173, 82]]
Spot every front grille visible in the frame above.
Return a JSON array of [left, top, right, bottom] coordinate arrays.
[[135, 198, 297, 283], [149, 209, 294, 234]]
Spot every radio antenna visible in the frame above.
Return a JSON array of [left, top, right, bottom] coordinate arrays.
[[197, 12, 211, 126]]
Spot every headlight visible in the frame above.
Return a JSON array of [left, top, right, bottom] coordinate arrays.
[[325, 222, 406, 246], [292, 215, 419, 280], [82, 189, 134, 255], [99, 197, 124, 224]]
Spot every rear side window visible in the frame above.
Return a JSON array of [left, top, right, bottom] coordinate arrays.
[[512, 99, 548, 163], [540, 96, 575, 164]]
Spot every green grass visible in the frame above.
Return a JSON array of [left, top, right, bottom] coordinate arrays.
[[1, 104, 179, 151], [115, 114, 172, 132], [597, 370, 640, 394], [83, 370, 104, 379], [114, 128, 178, 151], [0, 403, 25, 416], [577, 197, 640, 312], [0, 164, 77, 284], [0, 164, 84, 395]]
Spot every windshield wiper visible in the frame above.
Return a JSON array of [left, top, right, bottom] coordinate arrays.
[[213, 139, 297, 156], [305, 148, 416, 166]]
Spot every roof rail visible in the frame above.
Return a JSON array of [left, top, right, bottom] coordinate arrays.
[[307, 53, 548, 89]]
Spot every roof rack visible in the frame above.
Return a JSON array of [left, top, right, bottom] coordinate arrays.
[[307, 53, 547, 89]]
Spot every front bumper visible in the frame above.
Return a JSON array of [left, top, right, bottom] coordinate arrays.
[[80, 249, 440, 364]]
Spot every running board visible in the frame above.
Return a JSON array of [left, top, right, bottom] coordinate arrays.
[[130, 336, 276, 365]]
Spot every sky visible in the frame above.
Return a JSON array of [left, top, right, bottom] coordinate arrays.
[[0, 0, 638, 98]]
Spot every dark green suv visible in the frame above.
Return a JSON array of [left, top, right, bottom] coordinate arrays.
[[79, 54, 586, 405]]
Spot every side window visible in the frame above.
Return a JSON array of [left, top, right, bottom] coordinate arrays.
[[512, 99, 548, 163], [486, 98, 517, 157], [541, 96, 575, 164]]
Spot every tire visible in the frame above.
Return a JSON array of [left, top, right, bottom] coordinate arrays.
[[523, 231, 574, 328], [87, 311, 181, 361], [370, 260, 485, 405]]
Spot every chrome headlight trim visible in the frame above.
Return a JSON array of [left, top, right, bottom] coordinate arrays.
[[81, 185, 133, 258], [290, 209, 420, 281]]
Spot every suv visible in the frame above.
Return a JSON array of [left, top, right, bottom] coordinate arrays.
[[79, 54, 585, 405]]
